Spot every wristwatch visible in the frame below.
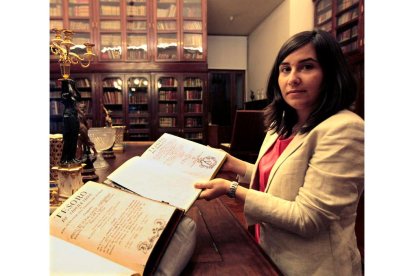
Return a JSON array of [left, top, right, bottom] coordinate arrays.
[[227, 181, 239, 198]]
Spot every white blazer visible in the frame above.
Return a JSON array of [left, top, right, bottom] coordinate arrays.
[[240, 109, 364, 276]]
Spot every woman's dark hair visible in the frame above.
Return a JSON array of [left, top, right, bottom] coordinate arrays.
[[264, 29, 357, 137]]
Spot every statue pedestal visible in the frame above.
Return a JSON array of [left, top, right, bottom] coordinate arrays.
[[103, 146, 116, 159], [81, 152, 99, 182], [52, 163, 85, 202]]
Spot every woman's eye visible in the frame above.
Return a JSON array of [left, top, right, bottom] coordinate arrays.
[[279, 66, 291, 73], [302, 64, 314, 70]]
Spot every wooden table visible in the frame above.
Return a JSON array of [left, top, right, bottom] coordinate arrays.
[[94, 142, 281, 275]]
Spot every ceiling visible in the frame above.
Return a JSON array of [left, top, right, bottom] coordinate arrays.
[[207, 0, 284, 36]]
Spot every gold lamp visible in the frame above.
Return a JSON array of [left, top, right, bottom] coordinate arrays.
[[50, 28, 96, 79]]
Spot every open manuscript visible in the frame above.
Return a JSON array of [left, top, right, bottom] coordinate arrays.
[[50, 133, 227, 275]]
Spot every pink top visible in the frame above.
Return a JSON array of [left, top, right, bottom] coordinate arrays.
[[255, 135, 294, 243]]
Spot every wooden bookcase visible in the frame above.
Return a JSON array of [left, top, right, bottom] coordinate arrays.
[[314, 0, 364, 55], [313, 0, 364, 118], [50, 0, 208, 143], [154, 73, 206, 142], [50, 0, 207, 63]]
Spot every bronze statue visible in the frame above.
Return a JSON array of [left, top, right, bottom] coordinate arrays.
[[103, 105, 113, 127], [60, 79, 81, 165], [77, 102, 97, 159]]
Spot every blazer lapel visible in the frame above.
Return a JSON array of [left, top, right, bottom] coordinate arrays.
[[264, 132, 307, 193]]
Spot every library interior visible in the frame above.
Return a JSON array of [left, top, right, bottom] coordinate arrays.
[[49, 0, 364, 275]]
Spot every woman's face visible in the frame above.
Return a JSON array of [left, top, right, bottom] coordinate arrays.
[[278, 43, 324, 123]]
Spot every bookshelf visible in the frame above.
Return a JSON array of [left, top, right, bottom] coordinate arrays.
[[155, 74, 206, 142], [314, 0, 364, 55], [313, 0, 364, 118], [126, 75, 152, 141], [50, 0, 208, 141]]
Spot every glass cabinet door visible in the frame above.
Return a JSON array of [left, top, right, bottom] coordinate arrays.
[[126, 0, 150, 61], [156, 76, 179, 136], [98, 0, 122, 60], [183, 77, 204, 141], [127, 76, 151, 140], [68, 0, 93, 56], [155, 0, 178, 61], [102, 77, 124, 126], [182, 0, 204, 61]]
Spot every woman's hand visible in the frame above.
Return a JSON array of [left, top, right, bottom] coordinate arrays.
[[218, 152, 248, 177], [194, 178, 231, 201]]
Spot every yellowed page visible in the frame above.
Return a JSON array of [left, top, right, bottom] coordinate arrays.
[[141, 133, 226, 180], [108, 157, 202, 212], [108, 134, 226, 211], [50, 236, 134, 276], [50, 181, 177, 273]]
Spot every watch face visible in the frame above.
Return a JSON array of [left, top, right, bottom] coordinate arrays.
[[227, 181, 238, 198]]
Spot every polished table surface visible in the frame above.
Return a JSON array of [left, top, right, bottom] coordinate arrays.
[[95, 142, 281, 275]]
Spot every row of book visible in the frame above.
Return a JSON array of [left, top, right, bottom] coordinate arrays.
[[126, 5, 146, 16], [127, 49, 148, 60], [184, 132, 203, 140], [127, 20, 147, 31], [75, 78, 91, 88], [183, 21, 202, 31], [68, 5, 89, 17], [129, 94, 148, 104], [159, 90, 177, 100], [184, 117, 202, 128], [159, 117, 176, 127], [184, 90, 202, 100], [183, 78, 203, 87], [101, 20, 121, 31], [158, 77, 178, 87], [337, 0, 359, 13], [337, 25, 358, 43], [159, 103, 177, 113], [185, 103, 202, 113], [50, 6, 62, 17], [50, 20, 63, 29], [103, 92, 123, 104], [101, 48, 122, 60], [316, 0, 331, 13], [183, 51, 203, 60], [337, 7, 359, 26], [316, 9, 332, 24], [101, 5, 121, 17], [130, 118, 149, 125], [157, 21, 177, 31], [157, 4, 176, 18]]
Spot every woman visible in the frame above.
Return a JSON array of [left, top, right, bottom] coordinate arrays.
[[194, 30, 364, 275]]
